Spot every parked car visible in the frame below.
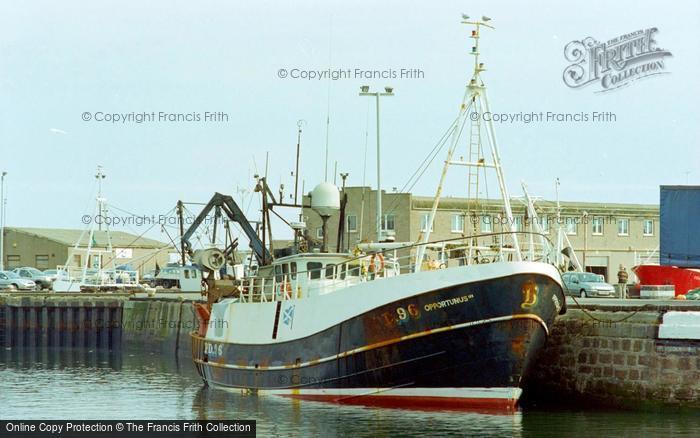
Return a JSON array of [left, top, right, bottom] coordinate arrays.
[[562, 272, 616, 298], [0, 271, 37, 291], [43, 269, 70, 282], [13, 267, 53, 290], [687, 288, 700, 300]]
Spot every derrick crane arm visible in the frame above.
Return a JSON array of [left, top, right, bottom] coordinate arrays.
[[182, 192, 272, 266]]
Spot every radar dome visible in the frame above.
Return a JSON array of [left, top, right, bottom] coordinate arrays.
[[310, 182, 340, 217]]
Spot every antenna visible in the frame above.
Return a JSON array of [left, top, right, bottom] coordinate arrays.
[[324, 16, 334, 182], [294, 120, 306, 205]]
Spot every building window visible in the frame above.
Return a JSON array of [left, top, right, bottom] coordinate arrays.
[[316, 228, 323, 239], [73, 254, 82, 267], [513, 216, 523, 232], [565, 217, 577, 235], [381, 214, 395, 231], [617, 218, 629, 236], [480, 215, 493, 233], [35, 255, 49, 270], [346, 215, 358, 232], [592, 217, 603, 235], [643, 219, 654, 236], [6, 255, 20, 269], [420, 214, 433, 232], [451, 214, 464, 233]]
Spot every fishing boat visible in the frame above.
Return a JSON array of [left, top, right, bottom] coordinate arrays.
[[633, 186, 700, 296], [53, 166, 142, 293], [189, 16, 566, 410], [633, 264, 700, 296]]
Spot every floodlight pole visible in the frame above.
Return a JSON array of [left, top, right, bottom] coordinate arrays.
[[359, 86, 394, 242], [0, 171, 6, 271]]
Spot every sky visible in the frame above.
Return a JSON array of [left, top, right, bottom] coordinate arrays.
[[1, 0, 698, 243]]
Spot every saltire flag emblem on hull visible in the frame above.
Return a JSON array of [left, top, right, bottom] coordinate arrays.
[[283, 305, 295, 328]]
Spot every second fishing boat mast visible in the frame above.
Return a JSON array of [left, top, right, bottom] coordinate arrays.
[[415, 14, 522, 271]]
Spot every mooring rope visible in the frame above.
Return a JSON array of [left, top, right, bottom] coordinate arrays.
[[557, 270, 650, 324]]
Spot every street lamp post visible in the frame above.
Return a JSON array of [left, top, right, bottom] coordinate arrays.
[[583, 210, 589, 272], [359, 85, 394, 242], [0, 171, 6, 271], [95, 166, 106, 231]]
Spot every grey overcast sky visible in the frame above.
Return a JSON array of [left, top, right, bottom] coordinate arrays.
[[1, 0, 698, 241]]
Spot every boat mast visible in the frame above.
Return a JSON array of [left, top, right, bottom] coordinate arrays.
[[415, 15, 522, 272], [96, 166, 106, 231], [521, 181, 552, 261], [555, 177, 563, 268], [555, 178, 583, 272]]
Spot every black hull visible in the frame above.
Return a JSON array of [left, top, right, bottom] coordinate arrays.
[[192, 271, 565, 409]]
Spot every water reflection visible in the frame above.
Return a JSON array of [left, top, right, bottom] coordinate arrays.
[[0, 348, 524, 436], [1, 348, 697, 437], [191, 386, 523, 437]]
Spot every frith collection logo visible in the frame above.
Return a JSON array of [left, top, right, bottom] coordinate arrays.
[[563, 27, 672, 93]]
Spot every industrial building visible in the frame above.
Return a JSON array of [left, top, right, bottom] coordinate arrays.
[[303, 187, 659, 283], [1, 227, 172, 274]]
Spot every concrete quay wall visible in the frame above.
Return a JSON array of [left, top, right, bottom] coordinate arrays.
[[0, 293, 127, 350], [120, 298, 199, 357], [0, 293, 201, 358]]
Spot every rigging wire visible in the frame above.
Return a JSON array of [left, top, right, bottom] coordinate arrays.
[[100, 205, 176, 268], [381, 115, 460, 217]]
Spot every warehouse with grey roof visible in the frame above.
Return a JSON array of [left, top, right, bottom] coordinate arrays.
[[1, 227, 173, 274]]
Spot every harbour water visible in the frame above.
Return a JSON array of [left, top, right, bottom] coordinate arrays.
[[1, 349, 698, 437]]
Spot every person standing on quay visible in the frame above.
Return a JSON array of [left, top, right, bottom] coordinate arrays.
[[617, 265, 629, 299]]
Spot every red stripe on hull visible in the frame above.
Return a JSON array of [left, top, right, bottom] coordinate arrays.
[[277, 394, 518, 413], [633, 264, 700, 295]]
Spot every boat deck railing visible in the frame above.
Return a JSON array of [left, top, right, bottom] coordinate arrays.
[[55, 265, 141, 286], [634, 247, 660, 266], [236, 231, 555, 304]]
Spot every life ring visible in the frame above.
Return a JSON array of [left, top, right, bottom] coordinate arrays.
[[369, 253, 385, 274], [278, 281, 292, 295], [193, 303, 210, 337]]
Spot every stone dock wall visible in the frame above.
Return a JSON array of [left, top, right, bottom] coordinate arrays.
[[526, 304, 700, 409]]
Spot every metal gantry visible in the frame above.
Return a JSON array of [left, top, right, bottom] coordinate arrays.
[[415, 15, 523, 272]]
